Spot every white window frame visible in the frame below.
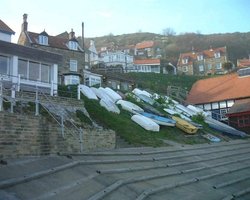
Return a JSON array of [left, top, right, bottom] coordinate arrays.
[[199, 65, 204, 72], [70, 59, 77, 72], [215, 63, 222, 69], [182, 58, 188, 64], [214, 51, 221, 58], [38, 35, 48, 45], [0, 55, 10, 76], [182, 66, 188, 72], [68, 41, 78, 50], [197, 54, 203, 61]]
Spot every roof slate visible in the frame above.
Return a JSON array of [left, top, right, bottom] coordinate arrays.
[[135, 41, 154, 49], [186, 73, 250, 104], [0, 19, 15, 34]]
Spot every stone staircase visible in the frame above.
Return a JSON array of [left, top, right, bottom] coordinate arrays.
[[0, 139, 250, 200]]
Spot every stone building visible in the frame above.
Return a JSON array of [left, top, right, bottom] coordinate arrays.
[[18, 14, 86, 85], [177, 47, 228, 75]]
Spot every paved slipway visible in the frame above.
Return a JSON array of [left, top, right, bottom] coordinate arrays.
[[1, 139, 250, 200]]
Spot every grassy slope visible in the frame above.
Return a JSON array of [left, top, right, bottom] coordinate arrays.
[[82, 95, 211, 147]]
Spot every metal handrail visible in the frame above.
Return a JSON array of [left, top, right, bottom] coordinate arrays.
[[0, 78, 84, 152]]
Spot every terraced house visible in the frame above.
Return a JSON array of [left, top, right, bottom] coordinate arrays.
[[18, 14, 86, 85], [177, 47, 228, 75]]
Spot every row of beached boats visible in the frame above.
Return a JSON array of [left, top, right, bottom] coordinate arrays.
[[78, 85, 247, 141]]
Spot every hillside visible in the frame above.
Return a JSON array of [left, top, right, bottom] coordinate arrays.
[[85, 31, 250, 65]]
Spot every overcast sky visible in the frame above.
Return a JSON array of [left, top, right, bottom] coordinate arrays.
[[2, 0, 250, 42]]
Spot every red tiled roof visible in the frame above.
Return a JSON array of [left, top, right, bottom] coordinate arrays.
[[134, 59, 160, 65], [227, 98, 250, 116], [177, 47, 226, 66], [186, 73, 250, 104], [27, 31, 79, 50], [135, 41, 154, 49], [237, 59, 250, 68], [0, 19, 15, 34]]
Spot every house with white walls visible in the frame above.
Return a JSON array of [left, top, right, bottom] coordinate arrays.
[[101, 51, 134, 72]]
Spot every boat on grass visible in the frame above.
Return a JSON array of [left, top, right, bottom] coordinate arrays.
[[100, 98, 120, 114], [116, 100, 144, 114], [131, 114, 159, 132], [79, 85, 98, 100], [139, 111, 176, 127], [205, 117, 247, 137], [172, 116, 198, 134]]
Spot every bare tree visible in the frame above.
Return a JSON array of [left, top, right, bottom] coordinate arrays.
[[162, 27, 176, 36]]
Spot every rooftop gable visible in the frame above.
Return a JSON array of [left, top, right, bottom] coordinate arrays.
[[27, 31, 81, 51], [0, 19, 15, 35]]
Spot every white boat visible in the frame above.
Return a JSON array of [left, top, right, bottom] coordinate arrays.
[[100, 98, 120, 114], [132, 88, 152, 98], [164, 107, 192, 121], [104, 87, 122, 103], [137, 94, 155, 105], [79, 85, 98, 100], [116, 100, 144, 114], [91, 87, 111, 100], [131, 114, 159, 132], [139, 112, 176, 126], [205, 117, 247, 137]]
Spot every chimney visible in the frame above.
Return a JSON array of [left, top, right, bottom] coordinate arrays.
[[22, 13, 28, 32], [82, 22, 84, 49], [69, 29, 75, 40]]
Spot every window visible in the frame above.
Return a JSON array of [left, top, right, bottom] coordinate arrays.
[[212, 102, 219, 109], [18, 59, 51, 83], [182, 58, 188, 64], [199, 65, 204, 72], [41, 64, 50, 83], [0, 55, 9, 75], [197, 54, 203, 61], [68, 41, 78, 50], [207, 64, 212, 70], [29, 61, 40, 81], [214, 51, 221, 58], [215, 63, 222, 69], [219, 101, 227, 108], [64, 75, 80, 85], [220, 108, 228, 120], [238, 116, 250, 127], [70, 60, 77, 71], [39, 35, 48, 45], [182, 66, 188, 72], [18, 59, 28, 79]]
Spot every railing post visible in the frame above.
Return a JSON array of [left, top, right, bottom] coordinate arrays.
[[17, 74, 21, 92], [77, 85, 81, 100], [61, 114, 65, 138], [50, 80, 54, 96], [35, 86, 39, 116], [79, 127, 83, 153], [0, 78, 2, 112], [10, 85, 15, 113]]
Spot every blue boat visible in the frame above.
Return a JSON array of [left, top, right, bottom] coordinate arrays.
[[139, 112, 176, 126]]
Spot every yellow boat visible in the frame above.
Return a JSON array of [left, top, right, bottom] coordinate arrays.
[[172, 116, 198, 134]]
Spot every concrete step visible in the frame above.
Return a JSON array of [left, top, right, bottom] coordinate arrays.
[[0, 139, 249, 200]]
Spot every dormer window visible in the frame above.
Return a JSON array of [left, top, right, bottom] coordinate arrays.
[[38, 30, 49, 45], [197, 54, 203, 61], [214, 51, 221, 58], [182, 57, 188, 64], [68, 40, 78, 50]]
